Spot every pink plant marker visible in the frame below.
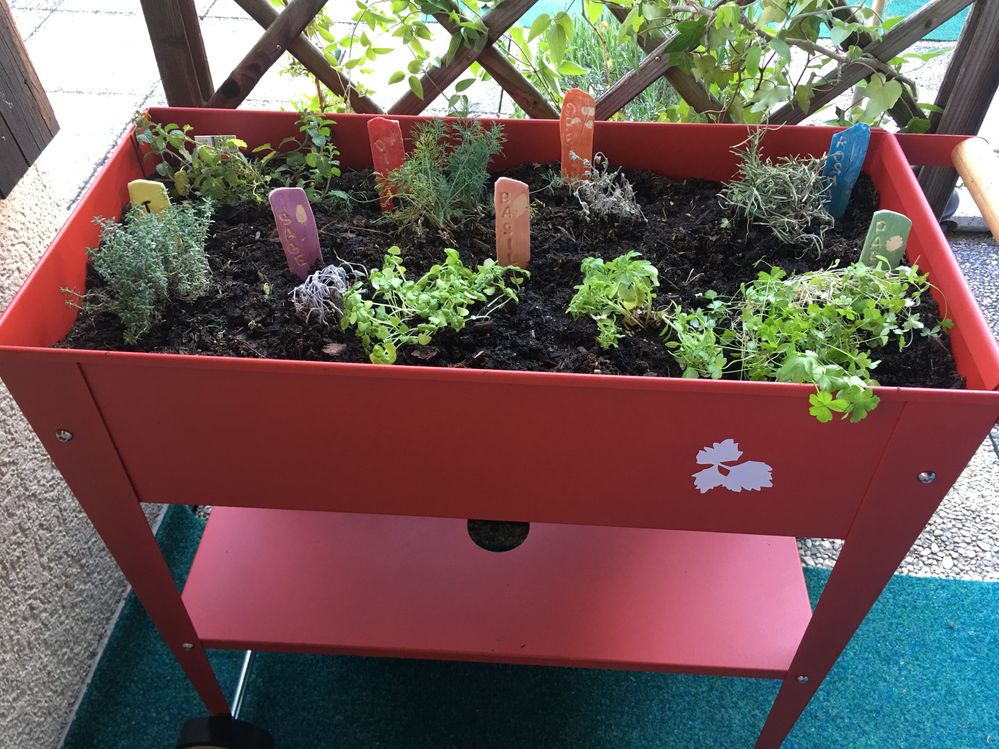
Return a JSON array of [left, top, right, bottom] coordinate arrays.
[[268, 187, 323, 280], [560, 88, 596, 183], [494, 177, 530, 268], [367, 117, 406, 212]]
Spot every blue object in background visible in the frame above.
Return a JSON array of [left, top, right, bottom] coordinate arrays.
[[823, 122, 871, 220]]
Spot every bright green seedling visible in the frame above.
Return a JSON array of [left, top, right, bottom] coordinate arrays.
[[720, 129, 834, 251], [859, 209, 912, 268], [66, 202, 213, 343], [567, 251, 660, 348], [385, 119, 505, 235], [341, 246, 528, 364], [737, 262, 947, 422], [661, 291, 735, 379]]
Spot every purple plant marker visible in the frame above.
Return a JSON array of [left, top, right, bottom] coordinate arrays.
[[268, 187, 323, 280]]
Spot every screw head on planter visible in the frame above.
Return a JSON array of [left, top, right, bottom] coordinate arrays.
[[560, 88, 596, 183], [494, 177, 530, 268], [822, 122, 870, 220], [859, 209, 912, 268], [367, 117, 406, 213], [268, 187, 323, 281], [127, 179, 171, 215]]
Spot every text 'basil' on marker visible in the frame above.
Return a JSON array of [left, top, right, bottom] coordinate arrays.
[[127, 179, 171, 215], [859, 210, 911, 269], [268, 187, 323, 280], [367, 117, 406, 213], [560, 88, 596, 182], [494, 177, 530, 268], [822, 122, 870, 220]]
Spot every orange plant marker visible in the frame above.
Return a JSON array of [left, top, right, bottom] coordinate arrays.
[[366, 117, 406, 213], [560, 88, 595, 182], [494, 177, 530, 268]]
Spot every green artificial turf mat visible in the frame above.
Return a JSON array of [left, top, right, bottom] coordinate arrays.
[[63, 505, 998, 748]]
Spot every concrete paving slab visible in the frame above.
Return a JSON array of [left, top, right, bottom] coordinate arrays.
[[949, 231, 999, 338], [33, 91, 151, 208], [8, 7, 48, 38], [9, 0, 62, 9], [25, 10, 158, 95]]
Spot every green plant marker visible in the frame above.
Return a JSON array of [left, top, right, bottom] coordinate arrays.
[[859, 210, 912, 268]]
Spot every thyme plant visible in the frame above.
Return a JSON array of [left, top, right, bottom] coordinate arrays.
[[567, 252, 660, 348], [69, 202, 213, 343], [385, 119, 504, 235], [719, 130, 834, 251], [341, 246, 528, 364]]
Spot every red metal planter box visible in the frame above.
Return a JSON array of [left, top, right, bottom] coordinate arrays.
[[2, 108, 997, 747]]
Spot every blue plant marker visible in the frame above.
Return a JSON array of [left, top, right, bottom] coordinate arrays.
[[822, 122, 871, 220]]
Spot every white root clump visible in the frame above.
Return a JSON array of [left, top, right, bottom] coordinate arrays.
[[571, 152, 646, 223], [291, 261, 362, 326]]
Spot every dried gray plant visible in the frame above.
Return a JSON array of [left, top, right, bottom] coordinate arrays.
[[291, 261, 363, 326], [571, 152, 646, 223]]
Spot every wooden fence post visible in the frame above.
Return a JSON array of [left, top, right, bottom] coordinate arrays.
[[140, 0, 210, 107], [0, 0, 58, 198], [918, 0, 999, 218]]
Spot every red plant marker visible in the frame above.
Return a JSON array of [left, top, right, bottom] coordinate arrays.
[[367, 117, 406, 212], [494, 177, 530, 268], [560, 88, 596, 182], [268, 187, 323, 280]]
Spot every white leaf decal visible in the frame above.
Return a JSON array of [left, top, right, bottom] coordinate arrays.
[[696, 439, 742, 466], [719, 461, 773, 492], [693, 466, 726, 493], [692, 439, 773, 494]]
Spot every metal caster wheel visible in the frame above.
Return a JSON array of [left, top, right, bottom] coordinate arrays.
[[175, 716, 274, 749]]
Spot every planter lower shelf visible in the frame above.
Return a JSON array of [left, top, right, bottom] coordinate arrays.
[[183, 508, 812, 679]]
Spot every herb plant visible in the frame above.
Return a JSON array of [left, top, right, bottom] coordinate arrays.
[[253, 112, 350, 204], [341, 246, 528, 364], [571, 153, 645, 223], [385, 119, 504, 236], [737, 263, 945, 422], [68, 202, 213, 343], [720, 130, 834, 251], [567, 252, 660, 348], [135, 114, 269, 205], [661, 292, 734, 379], [291, 262, 362, 326]]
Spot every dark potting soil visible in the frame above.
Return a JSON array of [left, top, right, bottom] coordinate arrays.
[[59, 166, 963, 391]]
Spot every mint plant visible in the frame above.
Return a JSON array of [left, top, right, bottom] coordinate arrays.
[[67, 202, 213, 343], [341, 247, 528, 364], [737, 263, 946, 422], [135, 114, 269, 205], [720, 129, 834, 251], [253, 112, 350, 205], [385, 119, 505, 235], [567, 252, 660, 348]]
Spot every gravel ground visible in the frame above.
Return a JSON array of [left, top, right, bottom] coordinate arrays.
[[799, 231, 999, 580]]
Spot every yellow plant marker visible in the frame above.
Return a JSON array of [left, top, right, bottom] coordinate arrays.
[[127, 179, 171, 215]]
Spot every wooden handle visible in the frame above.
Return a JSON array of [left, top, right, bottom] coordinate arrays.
[[952, 137, 999, 241]]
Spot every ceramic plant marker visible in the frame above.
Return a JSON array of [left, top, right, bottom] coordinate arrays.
[[560, 88, 596, 183], [859, 209, 912, 268], [822, 122, 871, 220], [268, 187, 323, 280], [494, 177, 530, 268], [367, 117, 406, 212], [127, 179, 171, 215]]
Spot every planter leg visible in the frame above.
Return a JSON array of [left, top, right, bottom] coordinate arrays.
[[754, 401, 995, 749], [1, 361, 230, 714]]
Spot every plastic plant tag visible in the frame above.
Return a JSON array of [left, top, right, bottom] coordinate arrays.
[[268, 187, 323, 280], [859, 209, 911, 268], [127, 179, 171, 215], [194, 134, 238, 147], [822, 122, 870, 220], [494, 177, 530, 268], [560, 88, 596, 182], [367, 117, 406, 213]]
